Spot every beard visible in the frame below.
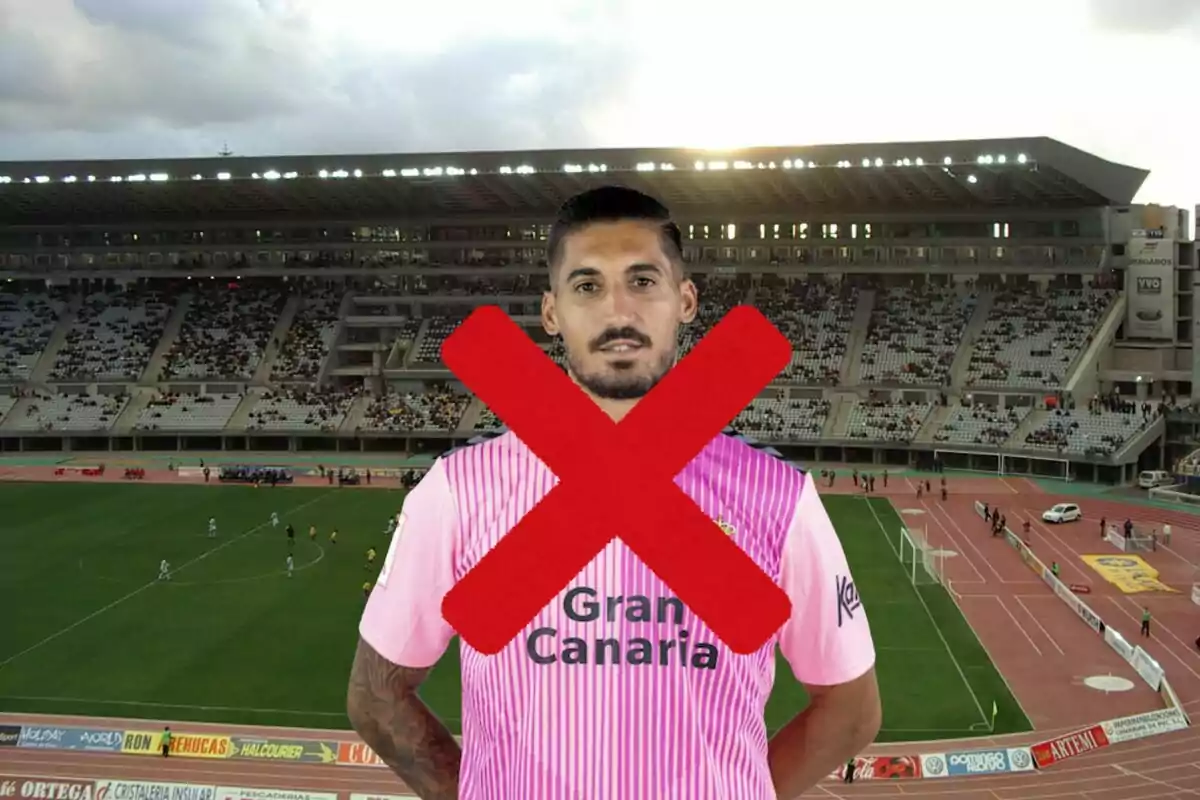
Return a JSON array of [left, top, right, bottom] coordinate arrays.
[[567, 346, 676, 400]]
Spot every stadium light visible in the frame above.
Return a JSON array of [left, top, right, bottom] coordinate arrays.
[[353, 169, 363, 178], [109, 176, 123, 182], [967, 174, 978, 184], [86, 175, 96, 182], [128, 174, 147, 182], [423, 167, 444, 177], [191, 174, 203, 180], [694, 161, 706, 170], [860, 158, 871, 168], [149, 173, 169, 182], [915, 157, 924, 166], [514, 165, 536, 175], [943, 156, 953, 165], [1017, 153, 1028, 163], [873, 158, 884, 167], [330, 169, 350, 179], [707, 161, 729, 171], [62, 176, 77, 183], [635, 163, 656, 171], [564, 164, 584, 173], [217, 172, 232, 180], [997, 155, 1007, 164], [34, 175, 50, 184], [381, 169, 397, 177], [318, 169, 330, 178], [0, 176, 10, 184], [733, 161, 753, 170], [401, 168, 419, 177]]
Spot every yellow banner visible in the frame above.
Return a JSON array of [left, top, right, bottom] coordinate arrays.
[[1081, 555, 1178, 594], [121, 730, 232, 758]]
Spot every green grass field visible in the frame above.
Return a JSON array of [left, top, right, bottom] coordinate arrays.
[[0, 482, 1031, 742]]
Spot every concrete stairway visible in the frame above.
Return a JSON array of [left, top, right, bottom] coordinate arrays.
[[253, 295, 302, 384], [142, 294, 192, 383], [948, 291, 994, 388], [1005, 409, 1047, 448], [830, 395, 858, 437], [820, 397, 844, 439], [29, 298, 81, 383], [338, 395, 371, 433], [112, 390, 155, 434], [0, 398, 32, 431], [914, 405, 952, 445], [226, 390, 264, 431], [839, 290, 876, 385]]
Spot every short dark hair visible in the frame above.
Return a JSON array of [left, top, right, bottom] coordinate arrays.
[[546, 185, 684, 269]]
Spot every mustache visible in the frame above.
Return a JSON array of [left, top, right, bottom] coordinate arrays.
[[589, 327, 652, 352]]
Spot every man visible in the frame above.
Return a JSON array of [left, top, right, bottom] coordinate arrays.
[[286, 522, 296, 550], [160, 726, 172, 758], [347, 186, 880, 800], [1142, 606, 1152, 637]]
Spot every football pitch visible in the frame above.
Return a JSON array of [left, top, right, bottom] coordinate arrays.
[[0, 481, 1031, 742]]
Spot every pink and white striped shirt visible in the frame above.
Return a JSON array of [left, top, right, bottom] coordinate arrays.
[[360, 431, 874, 799]]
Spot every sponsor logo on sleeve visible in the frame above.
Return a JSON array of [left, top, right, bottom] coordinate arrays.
[[836, 575, 861, 628], [0, 777, 97, 800], [1031, 725, 1110, 768]]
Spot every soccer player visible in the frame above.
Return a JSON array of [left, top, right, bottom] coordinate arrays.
[[329, 528, 339, 545], [309, 524, 317, 542], [363, 580, 373, 600], [347, 187, 880, 800], [271, 511, 280, 528], [157, 559, 171, 581], [286, 553, 294, 579], [365, 546, 377, 570], [207, 517, 217, 538], [286, 523, 296, 550]]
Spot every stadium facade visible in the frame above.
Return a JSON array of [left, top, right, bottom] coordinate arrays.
[[0, 136, 1195, 484]]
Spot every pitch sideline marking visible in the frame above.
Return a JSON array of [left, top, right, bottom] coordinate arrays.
[[0, 491, 336, 669]]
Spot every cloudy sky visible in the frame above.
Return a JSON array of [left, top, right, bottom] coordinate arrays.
[[0, 0, 1197, 215]]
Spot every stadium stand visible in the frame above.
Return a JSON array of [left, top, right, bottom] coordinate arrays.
[[135, 392, 244, 431], [758, 278, 857, 385], [1023, 405, 1159, 458], [0, 290, 67, 380], [965, 287, 1115, 389], [858, 287, 976, 385], [847, 400, 934, 443], [246, 388, 356, 432], [12, 391, 128, 432], [274, 288, 343, 380], [934, 404, 1033, 446], [361, 389, 471, 432], [51, 287, 174, 380], [162, 284, 287, 380], [733, 398, 831, 441]]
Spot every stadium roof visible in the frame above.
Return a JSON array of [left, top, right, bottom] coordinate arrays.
[[0, 137, 1148, 225]]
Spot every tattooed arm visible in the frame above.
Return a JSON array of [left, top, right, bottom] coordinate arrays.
[[347, 637, 460, 800]]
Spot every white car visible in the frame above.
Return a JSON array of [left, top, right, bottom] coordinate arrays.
[[1042, 503, 1082, 524]]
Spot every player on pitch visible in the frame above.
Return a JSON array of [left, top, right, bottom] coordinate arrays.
[[347, 186, 880, 799]]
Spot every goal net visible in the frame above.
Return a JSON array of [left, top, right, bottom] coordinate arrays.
[[898, 526, 944, 587]]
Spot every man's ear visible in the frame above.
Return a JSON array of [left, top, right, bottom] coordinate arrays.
[[542, 290, 560, 336], [679, 278, 698, 324]]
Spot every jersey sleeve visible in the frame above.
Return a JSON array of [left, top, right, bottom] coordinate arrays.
[[359, 458, 459, 668], [777, 475, 876, 686]]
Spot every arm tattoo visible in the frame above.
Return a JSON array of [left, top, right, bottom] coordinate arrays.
[[347, 638, 461, 800]]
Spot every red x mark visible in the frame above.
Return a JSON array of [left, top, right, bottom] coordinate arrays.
[[440, 305, 793, 655]]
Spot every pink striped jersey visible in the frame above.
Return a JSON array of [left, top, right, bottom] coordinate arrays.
[[360, 431, 875, 799]]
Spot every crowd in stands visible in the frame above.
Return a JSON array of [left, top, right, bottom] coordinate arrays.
[[273, 289, 343, 380], [858, 286, 975, 385], [966, 287, 1114, 389], [135, 392, 243, 431], [162, 284, 286, 380], [758, 279, 856, 385], [733, 398, 830, 441], [13, 391, 128, 432], [361, 388, 470, 432], [51, 288, 173, 380], [846, 399, 934, 443], [246, 388, 356, 431], [678, 277, 747, 356], [1024, 394, 1160, 458], [0, 290, 68, 380], [934, 403, 1032, 447]]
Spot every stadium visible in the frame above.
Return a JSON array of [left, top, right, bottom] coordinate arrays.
[[0, 136, 1198, 798]]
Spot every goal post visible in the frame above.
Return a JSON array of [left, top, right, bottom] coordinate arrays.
[[898, 526, 943, 587]]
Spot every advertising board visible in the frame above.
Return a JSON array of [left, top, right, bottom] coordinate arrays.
[[93, 781, 215, 800], [17, 727, 122, 753], [0, 777, 97, 800], [1031, 725, 1110, 768], [1126, 234, 1176, 339], [1101, 708, 1188, 744]]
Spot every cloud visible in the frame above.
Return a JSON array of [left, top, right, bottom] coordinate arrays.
[[0, 0, 640, 159], [1088, 0, 1200, 33]]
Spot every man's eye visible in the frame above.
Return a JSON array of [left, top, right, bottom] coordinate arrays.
[[574, 282, 597, 293], [633, 277, 655, 288]]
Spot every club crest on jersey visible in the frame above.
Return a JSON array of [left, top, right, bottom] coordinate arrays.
[[714, 517, 736, 536]]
